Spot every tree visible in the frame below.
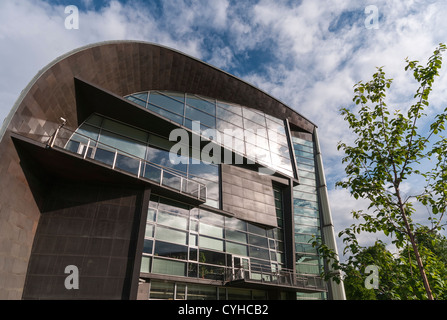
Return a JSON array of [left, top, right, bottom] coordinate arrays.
[[321, 44, 447, 300], [322, 229, 447, 300]]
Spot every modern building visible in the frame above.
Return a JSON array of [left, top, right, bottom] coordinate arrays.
[[0, 41, 345, 300]]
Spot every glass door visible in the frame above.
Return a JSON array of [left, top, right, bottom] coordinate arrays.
[[232, 256, 250, 280]]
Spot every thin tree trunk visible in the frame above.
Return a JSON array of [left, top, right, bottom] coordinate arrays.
[[396, 189, 434, 300]]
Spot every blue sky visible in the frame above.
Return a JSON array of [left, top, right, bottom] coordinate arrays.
[[1, 0, 447, 255]]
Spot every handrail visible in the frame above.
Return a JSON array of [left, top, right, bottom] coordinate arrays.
[[47, 126, 207, 202], [224, 262, 326, 291]]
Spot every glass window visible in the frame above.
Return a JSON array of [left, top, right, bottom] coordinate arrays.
[[225, 229, 247, 243], [152, 258, 186, 277], [297, 162, 315, 172], [149, 280, 174, 300], [162, 171, 182, 191], [297, 156, 315, 166], [92, 146, 115, 166], [102, 118, 148, 143], [127, 95, 147, 108], [199, 236, 224, 251], [140, 256, 151, 273], [242, 108, 266, 126], [295, 233, 315, 244], [295, 243, 318, 254], [186, 95, 216, 115], [199, 265, 225, 280], [154, 241, 188, 260], [266, 118, 286, 135], [249, 246, 270, 260], [294, 215, 320, 227], [155, 226, 188, 245], [145, 224, 154, 238], [115, 153, 140, 175], [85, 114, 104, 127], [248, 234, 269, 248], [293, 190, 317, 202], [244, 122, 267, 138], [188, 163, 219, 184], [295, 263, 320, 275], [176, 283, 186, 300], [225, 217, 246, 231], [226, 242, 248, 256], [199, 210, 224, 225], [247, 224, 266, 236], [217, 102, 242, 115], [216, 107, 243, 127], [99, 130, 146, 159], [185, 106, 216, 128], [146, 145, 187, 174], [298, 170, 316, 180], [143, 239, 153, 254], [294, 225, 319, 235], [158, 197, 190, 216], [199, 249, 226, 266], [146, 103, 184, 125], [72, 124, 100, 144], [187, 284, 217, 300], [200, 223, 224, 238], [157, 211, 188, 230], [227, 288, 252, 300], [149, 91, 184, 115]]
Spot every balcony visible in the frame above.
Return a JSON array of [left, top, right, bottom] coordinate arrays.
[[224, 263, 327, 293], [47, 126, 207, 203]]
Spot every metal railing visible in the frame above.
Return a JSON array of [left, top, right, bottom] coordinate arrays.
[[47, 126, 207, 202], [224, 263, 327, 292]]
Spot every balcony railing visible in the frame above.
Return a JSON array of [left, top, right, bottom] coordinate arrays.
[[224, 263, 327, 292], [47, 126, 207, 202]]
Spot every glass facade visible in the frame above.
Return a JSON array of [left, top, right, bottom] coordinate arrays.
[[59, 100, 330, 300], [148, 280, 268, 300], [125, 91, 294, 177], [65, 114, 219, 208], [141, 192, 285, 283], [292, 136, 326, 300]]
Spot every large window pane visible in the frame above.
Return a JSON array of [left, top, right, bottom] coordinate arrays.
[[152, 258, 186, 276], [187, 284, 217, 300], [217, 102, 242, 115], [149, 281, 174, 300], [154, 241, 188, 260], [155, 226, 188, 245], [186, 95, 216, 115], [242, 108, 266, 126], [198, 249, 226, 266], [115, 153, 140, 175], [185, 106, 216, 128], [225, 230, 247, 243], [248, 234, 269, 248], [146, 146, 187, 174], [249, 246, 270, 260], [188, 162, 219, 181], [217, 107, 243, 127], [146, 104, 183, 125], [140, 256, 151, 273], [158, 211, 188, 230], [200, 223, 223, 238], [149, 92, 185, 115], [102, 118, 148, 143], [72, 124, 100, 144], [226, 242, 248, 256], [93, 147, 115, 166], [199, 236, 224, 251], [99, 130, 146, 159]]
